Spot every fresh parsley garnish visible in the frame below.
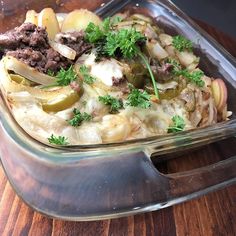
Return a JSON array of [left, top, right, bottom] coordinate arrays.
[[104, 28, 146, 58], [85, 19, 159, 99], [79, 65, 96, 84], [47, 69, 55, 77], [173, 35, 193, 52], [175, 69, 205, 87], [68, 108, 92, 126], [126, 87, 151, 109], [54, 66, 77, 86], [168, 115, 185, 133], [48, 134, 69, 145], [99, 95, 123, 113], [166, 58, 182, 72], [111, 15, 122, 25]]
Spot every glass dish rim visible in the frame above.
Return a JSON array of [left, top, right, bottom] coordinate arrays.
[[0, 0, 236, 160]]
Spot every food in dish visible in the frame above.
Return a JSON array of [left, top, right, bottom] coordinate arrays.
[[0, 8, 230, 145]]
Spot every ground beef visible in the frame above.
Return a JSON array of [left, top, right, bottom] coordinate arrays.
[[0, 23, 48, 51], [0, 23, 91, 73], [55, 31, 92, 58]]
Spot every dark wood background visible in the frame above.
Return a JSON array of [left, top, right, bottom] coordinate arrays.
[[0, 1, 236, 235]]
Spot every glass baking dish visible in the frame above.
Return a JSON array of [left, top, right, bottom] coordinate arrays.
[[0, 0, 235, 220]]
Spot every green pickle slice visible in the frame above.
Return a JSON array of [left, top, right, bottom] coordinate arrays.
[[42, 87, 83, 112]]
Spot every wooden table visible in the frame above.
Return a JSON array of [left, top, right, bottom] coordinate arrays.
[[0, 3, 236, 236]]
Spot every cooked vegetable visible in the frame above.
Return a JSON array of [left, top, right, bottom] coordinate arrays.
[[146, 40, 169, 60], [25, 10, 38, 25], [42, 87, 82, 112], [4, 56, 55, 85], [68, 108, 92, 126], [172, 35, 193, 52], [48, 134, 69, 145], [61, 9, 101, 32], [79, 65, 96, 84], [49, 40, 76, 60], [124, 61, 147, 88], [99, 95, 123, 113], [168, 115, 185, 133], [211, 79, 227, 111], [10, 74, 32, 86], [38, 8, 60, 40]]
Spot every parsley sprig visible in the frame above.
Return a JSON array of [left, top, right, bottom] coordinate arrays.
[[79, 65, 96, 84], [85, 19, 159, 99], [46, 66, 77, 87], [175, 69, 205, 87], [99, 95, 123, 113], [173, 35, 193, 52], [55, 66, 77, 86], [48, 134, 69, 145], [126, 87, 151, 109], [168, 115, 185, 133], [68, 108, 92, 126]]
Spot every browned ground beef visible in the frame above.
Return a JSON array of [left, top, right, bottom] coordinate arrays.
[[0, 23, 91, 73]]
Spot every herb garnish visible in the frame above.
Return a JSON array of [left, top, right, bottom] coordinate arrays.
[[55, 66, 77, 86], [85, 19, 159, 99], [175, 69, 205, 87], [99, 95, 123, 113], [68, 108, 92, 126], [172, 35, 193, 52], [79, 65, 96, 84], [126, 87, 151, 109], [168, 115, 185, 133], [48, 134, 69, 145]]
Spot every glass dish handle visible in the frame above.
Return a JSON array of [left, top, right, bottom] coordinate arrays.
[[148, 155, 236, 207]]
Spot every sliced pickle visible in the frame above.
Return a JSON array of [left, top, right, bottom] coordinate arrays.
[[10, 74, 32, 86], [42, 87, 83, 112]]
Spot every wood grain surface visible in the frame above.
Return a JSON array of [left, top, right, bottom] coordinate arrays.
[[0, 1, 236, 235]]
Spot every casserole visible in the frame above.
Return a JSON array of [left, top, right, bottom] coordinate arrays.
[[0, 0, 235, 220]]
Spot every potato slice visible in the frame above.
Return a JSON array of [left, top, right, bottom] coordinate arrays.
[[61, 9, 101, 32], [38, 8, 60, 40], [25, 10, 38, 25]]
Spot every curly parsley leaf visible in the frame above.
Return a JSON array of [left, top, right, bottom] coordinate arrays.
[[104, 28, 146, 59], [79, 65, 96, 84], [55, 66, 77, 86], [85, 23, 105, 43], [68, 108, 92, 127], [168, 115, 185, 133], [48, 134, 69, 145], [126, 87, 151, 109], [85, 19, 159, 99], [99, 95, 123, 113], [173, 35, 193, 52], [175, 69, 205, 87]]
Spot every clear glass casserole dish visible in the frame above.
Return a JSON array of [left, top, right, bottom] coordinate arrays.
[[0, 0, 235, 220]]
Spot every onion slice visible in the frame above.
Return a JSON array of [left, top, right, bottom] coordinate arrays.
[[49, 40, 76, 60], [4, 56, 55, 85]]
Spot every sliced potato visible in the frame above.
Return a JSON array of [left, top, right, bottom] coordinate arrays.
[[25, 10, 38, 25], [61, 9, 102, 32], [38, 8, 60, 40]]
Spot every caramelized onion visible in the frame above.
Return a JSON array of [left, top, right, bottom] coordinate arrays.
[[3, 56, 55, 85], [49, 40, 76, 60]]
